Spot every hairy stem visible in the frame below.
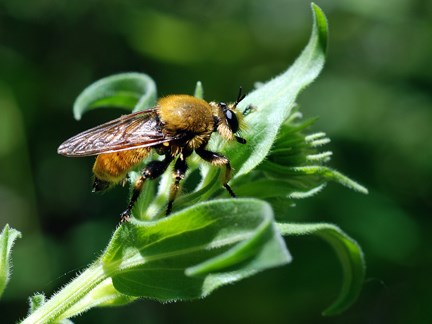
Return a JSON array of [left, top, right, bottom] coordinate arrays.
[[21, 261, 108, 324]]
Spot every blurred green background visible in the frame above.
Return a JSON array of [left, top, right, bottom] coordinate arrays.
[[1, 0, 431, 323]]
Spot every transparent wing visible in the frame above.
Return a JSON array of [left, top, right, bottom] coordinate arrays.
[[58, 109, 175, 156]]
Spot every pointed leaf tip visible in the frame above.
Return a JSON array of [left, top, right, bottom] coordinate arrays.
[[226, 3, 329, 177], [311, 3, 328, 53]]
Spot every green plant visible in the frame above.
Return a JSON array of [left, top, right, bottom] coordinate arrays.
[[0, 225, 21, 299], [0, 4, 368, 323]]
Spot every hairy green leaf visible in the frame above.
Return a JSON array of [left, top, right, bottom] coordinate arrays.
[[277, 222, 365, 315], [260, 163, 368, 194], [103, 199, 291, 300], [221, 3, 328, 177], [0, 224, 21, 298], [28, 294, 46, 314]]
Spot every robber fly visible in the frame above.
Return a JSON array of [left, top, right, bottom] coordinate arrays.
[[58, 89, 247, 221]]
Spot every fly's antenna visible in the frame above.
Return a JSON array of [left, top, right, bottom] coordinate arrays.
[[234, 87, 246, 108]]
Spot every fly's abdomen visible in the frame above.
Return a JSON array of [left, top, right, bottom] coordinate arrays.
[[92, 148, 150, 183]]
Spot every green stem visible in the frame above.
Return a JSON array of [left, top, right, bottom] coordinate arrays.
[[21, 260, 108, 324]]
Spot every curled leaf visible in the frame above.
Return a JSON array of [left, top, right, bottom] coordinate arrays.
[[102, 199, 291, 300], [73, 72, 157, 120], [277, 222, 365, 315]]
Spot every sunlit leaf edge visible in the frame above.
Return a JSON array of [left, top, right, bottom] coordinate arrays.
[[73, 72, 157, 120]]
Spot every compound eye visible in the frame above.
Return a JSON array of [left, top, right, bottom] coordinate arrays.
[[224, 109, 239, 133], [225, 109, 233, 120]]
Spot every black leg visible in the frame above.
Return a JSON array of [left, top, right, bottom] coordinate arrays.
[[195, 148, 236, 198], [121, 154, 173, 222], [166, 157, 188, 215], [223, 183, 236, 197]]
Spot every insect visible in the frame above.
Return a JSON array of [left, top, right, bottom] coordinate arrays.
[[58, 89, 247, 221]]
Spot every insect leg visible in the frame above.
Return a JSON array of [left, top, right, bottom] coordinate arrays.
[[121, 154, 173, 222], [166, 157, 188, 215], [195, 148, 236, 197]]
